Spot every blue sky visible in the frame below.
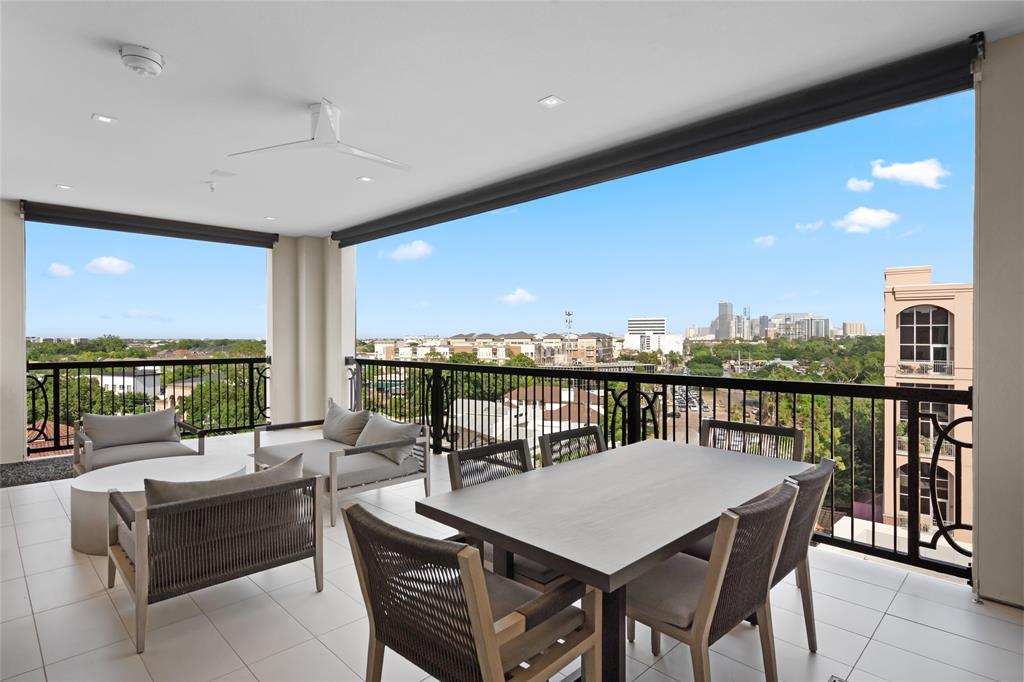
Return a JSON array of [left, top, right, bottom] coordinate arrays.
[[27, 92, 974, 339]]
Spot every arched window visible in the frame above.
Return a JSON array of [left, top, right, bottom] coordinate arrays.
[[898, 305, 952, 371], [899, 463, 952, 522]]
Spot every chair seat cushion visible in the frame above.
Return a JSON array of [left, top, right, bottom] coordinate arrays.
[[483, 545, 562, 585], [256, 439, 420, 490], [144, 454, 303, 506], [87, 441, 195, 470], [483, 573, 585, 672], [627, 553, 709, 630]]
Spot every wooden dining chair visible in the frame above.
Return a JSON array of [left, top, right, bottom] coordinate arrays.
[[626, 481, 798, 682], [342, 502, 602, 682], [538, 425, 607, 467], [448, 440, 565, 592], [699, 419, 804, 460]]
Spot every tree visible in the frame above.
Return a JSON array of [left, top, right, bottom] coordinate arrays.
[[504, 354, 536, 368]]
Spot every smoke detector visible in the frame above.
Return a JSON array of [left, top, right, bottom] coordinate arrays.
[[119, 44, 164, 77]]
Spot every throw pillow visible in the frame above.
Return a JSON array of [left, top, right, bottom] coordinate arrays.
[[355, 414, 421, 465], [322, 398, 370, 445], [84, 409, 179, 450]]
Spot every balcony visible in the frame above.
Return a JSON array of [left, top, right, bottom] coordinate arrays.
[[897, 360, 955, 377]]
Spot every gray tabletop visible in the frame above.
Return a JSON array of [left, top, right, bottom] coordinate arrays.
[[416, 439, 811, 592]]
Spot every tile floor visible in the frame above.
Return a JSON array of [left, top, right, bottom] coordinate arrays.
[[1, 433, 1021, 682]]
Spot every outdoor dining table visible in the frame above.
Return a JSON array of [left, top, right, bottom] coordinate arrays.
[[415, 438, 812, 682]]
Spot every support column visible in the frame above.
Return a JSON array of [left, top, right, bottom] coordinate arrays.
[[973, 32, 1024, 607], [267, 236, 355, 423], [0, 200, 26, 464]]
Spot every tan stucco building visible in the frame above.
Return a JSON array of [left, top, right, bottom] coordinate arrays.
[[883, 266, 973, 543]]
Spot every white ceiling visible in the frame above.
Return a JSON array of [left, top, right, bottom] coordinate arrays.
[[3, 2, 1023, 239]]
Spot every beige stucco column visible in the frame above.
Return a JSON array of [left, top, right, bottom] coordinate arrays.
[[973, 32, 1024, 607], [267, 236, 356, 423], [0, 199, 26, 464]]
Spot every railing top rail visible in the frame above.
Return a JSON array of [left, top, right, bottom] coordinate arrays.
[[353, 357, 972, 405], [27, 356, 271, 370]]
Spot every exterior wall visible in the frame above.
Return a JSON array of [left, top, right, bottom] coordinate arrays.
[[0, 200, 26, 463], [973, 33, 1024, 606], [881, 267, 973, 540]]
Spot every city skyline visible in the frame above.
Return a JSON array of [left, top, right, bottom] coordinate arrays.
[[25, 92, 973, 339]]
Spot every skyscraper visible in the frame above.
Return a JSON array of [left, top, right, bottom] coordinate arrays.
[[715, 301, 735, 340]]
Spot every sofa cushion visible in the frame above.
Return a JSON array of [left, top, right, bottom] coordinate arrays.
[[86, 441, 196, 471], [83, 409, 180, 450], [256, 439, 420, 490], [144, 454, 304, 506], [323, 398, 370, 445], [355, 414, 421, 465]]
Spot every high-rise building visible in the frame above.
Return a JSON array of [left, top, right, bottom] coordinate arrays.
[[626, 317, 667, 335], [715, 301, 735, 340], [624, 317, 683, 354], [842, 322, 867, 337], [759, 315, 771, 338], [882, 266, 973, 542]]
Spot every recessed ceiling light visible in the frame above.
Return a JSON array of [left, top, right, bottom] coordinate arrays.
[[356, 176, 374, 183], [91, 113, 117, 124], [537, 95, 565, 108], [55, 184, 73, 190], [264, 216, 278, 221]]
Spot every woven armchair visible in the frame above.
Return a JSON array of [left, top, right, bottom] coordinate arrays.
[[448, 441, 565, 593], [538, 426, 606, 467], [626, 482, 798, 682], [699, 419, 804, 460], [342, 503, 601, 682], [107, 476, 324, 653]]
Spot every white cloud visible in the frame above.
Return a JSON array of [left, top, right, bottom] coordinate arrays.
[[86, 256, 135, 275], [833, 207, 900, 234], [387, 240, 433, 261], [871, 158, 950, 189], [753, 235, 776, 248], [500, 288, 536, 305], [846, 177, 874, 192], [794, 220, 823, 232], [47, 262, 73, 278]]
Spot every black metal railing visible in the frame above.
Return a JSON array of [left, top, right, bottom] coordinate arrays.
[[26, 357, 270, 456], [349, 357, 973, 579]]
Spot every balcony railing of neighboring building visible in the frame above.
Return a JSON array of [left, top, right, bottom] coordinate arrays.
[[25, 357, 270, 457], [897, 360, 955, 376], [896, 435, 956, 459], [348, 357, 974, 580]]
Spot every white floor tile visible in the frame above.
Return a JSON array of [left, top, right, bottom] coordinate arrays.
[[1, 525, 16, 548], [0, 615, 42, 679], [873, 615, 1023, 682], [323, 522, 354, 546], [900, 572, 1024, 625], [26, 562, 106, 613], [213, 669, 258, 682], [18, 537, 91, 576], [34, 593, 128, 664], [856, 640, 994, 682], [324, 564, 364, 602], [637, 668, 690, 682], [44, 638, 152, 681], [770, 581, 884, 637], [249, 638, 360, 681], [3, 668, 46, 682], [768, 603, 869, 666], [0, 506, 12, 527], [847, 669, 890, 682], [190, 577, 263, 613], [708, 624, 852, 682], [268, 581, 365, 635], [809, 547, 909, 591], [319, 618, 431, 681], [11, 499, 67, 524], [206, 593, 311, 664], [626, 621, 680, 666], [803, 567, 898, 612], [888, 591, 1024, 654], [248, 562, 314, 593], [1, 578, 32, 622], [14, 516, 70, 548], [141, 614, 243, 682], [8, 486, 58, 507], [109, 588, 202, 635], [301, 538, 355, 572], [0, 547, 24, 581], [654, 645, 766, 682], [87, 553, 123, 590]]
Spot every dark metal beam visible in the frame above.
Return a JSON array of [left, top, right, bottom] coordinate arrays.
[[332, 34, 982, 247]]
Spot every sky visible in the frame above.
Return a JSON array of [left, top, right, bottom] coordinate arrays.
[[26, 91, 974, 340]]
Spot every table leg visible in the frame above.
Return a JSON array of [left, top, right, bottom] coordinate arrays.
[[492, 546, 514, 578], [602, 586, 627, 682]]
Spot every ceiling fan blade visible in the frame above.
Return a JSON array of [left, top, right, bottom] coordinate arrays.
[[228, 138, 318, 157], [334, 141, 409, 170]]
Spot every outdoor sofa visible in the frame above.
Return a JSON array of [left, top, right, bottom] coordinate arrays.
[[254, 399, 429, 526], [73, 408, 203, 476]]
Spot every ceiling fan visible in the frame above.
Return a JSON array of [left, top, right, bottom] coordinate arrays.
[[229, 98, 407, 169]]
